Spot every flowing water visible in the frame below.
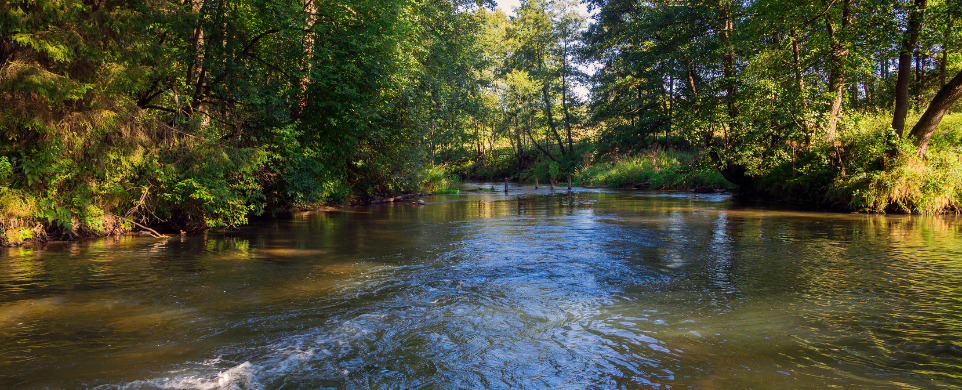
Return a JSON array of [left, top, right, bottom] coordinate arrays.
[[2, 185, 962, 389]]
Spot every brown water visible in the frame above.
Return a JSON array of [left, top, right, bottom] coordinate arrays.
[[2, 185, 962, 389]]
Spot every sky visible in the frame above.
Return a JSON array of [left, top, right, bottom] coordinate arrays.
[[495, 0, 522, 15], [495, 0, 592, 17]]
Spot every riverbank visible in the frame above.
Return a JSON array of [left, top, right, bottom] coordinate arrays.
[[457, 113, 962, 215], [572, 149, 734, 191], [0, 186, 456, 246], [463, 147, 734, 192], [744, 114, 962, 214]]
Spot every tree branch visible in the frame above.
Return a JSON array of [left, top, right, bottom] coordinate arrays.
[[105, 212, 165, 238]]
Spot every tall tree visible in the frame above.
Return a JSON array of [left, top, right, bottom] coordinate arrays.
[[555, 0, 585, 155], [513, 0, 568, 157], [892, 0, 928, 135], [824, 0, 854, 139]]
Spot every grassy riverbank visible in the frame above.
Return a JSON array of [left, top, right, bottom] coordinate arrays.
[[573, 149, 733, 190], [755, 114, 962, 214], [461, 144, 733, 191], [454, 112, 962, 214]]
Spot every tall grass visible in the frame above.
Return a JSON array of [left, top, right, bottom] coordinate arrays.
[[827, 114, 962, 214], [421, 165, 461, 192], [751, 112, 962, 214], [574, 149, 734, 190]]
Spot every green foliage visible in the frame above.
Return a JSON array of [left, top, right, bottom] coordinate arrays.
[[422, 165, 461, 192], [0, 187, 32, 220], [574, 0, 962, 213], [4, 0, 958, 246], [838, 152, 962, 213], [745, 113, 962, 214], [152, 146, 268, 228], [574, 149, 734, 190], [1, 227, 34, 245], [827, 115, 962, 213], [466, 147, 522, 180], [525, 159, 561, 183], [0, 156, 11, 182], [1, 0, 494, 237]]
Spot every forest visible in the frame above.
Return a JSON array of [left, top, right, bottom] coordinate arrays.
[[1, 0, 961, 244]]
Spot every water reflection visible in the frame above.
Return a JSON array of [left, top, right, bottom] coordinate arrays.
[[1, 188, 961, 388]]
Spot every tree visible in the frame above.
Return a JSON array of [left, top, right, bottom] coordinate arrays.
[[512, 0, 568, 158], [892, 0, 928, 135], [555, 0, 586, 155], [823, 0, 855, 139], [909, 69, 962, 156]]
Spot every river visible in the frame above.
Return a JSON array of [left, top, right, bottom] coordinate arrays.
[[2, 185, 961, 389]]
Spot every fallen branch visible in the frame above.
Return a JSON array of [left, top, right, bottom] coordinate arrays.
[[105, 212, 165, 238], [125, 186, 151, 218]]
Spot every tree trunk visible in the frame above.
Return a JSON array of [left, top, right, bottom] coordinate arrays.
[[791, 29, 814, 145], [893, 0, 927, 135], [430, 122, 437, 163], [561, 41, 575, 155], [908, 70, 962, 156], [686, 61, 698, 97], [863, 76, 873, 107], [541, 85, 567, 157], [637, 82, 644, 137], [0, 32, 11, 65], [475, 121, 481, 159], [508, 115, 523, 169], [562, 92, 574, 155], [189, 0, 209, 128], [720, 8, 738, 136], [823, 0, 853, 140], [941, 44, 948, 87], [300, 0, 317, 104], [526, 119, 559, 162], [915, 51, 926, 105], [667, 73, 673, 149]]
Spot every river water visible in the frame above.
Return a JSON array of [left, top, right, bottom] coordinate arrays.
[[2, 185, 961, 389]]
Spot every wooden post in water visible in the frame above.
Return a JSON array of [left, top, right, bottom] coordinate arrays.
[[504, 178, 508, 193], [535, 178, 539, 189], [567, 175, 572, 191], [550, 179, 555, 190]]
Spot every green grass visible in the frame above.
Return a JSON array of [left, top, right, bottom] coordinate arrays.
[[826, 113, 962, 214], [753, 112, 962, 214], [574, 149, 734, 190], [421, 165, 461, 193]]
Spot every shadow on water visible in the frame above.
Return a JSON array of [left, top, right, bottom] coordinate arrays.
[[1, 186, 962, 388]]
